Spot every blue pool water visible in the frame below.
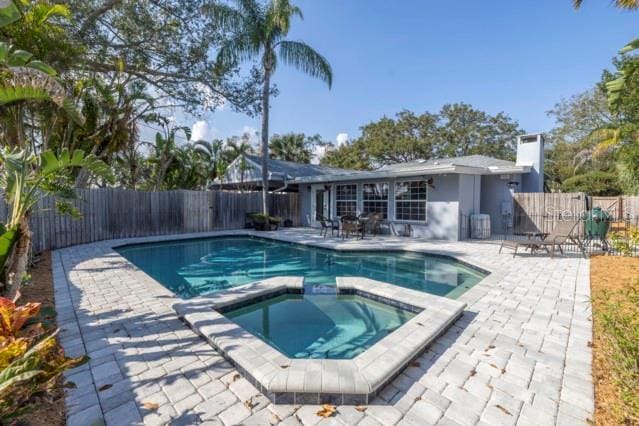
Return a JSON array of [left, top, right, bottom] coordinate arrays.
[[116, 236, 486, 299], [224, 293, 416, 359]]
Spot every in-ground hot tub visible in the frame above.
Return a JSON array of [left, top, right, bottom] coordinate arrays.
[[174, 276, 466, 405], [222, 288, 417, 360]]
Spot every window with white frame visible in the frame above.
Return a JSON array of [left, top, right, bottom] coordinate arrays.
[[362, 183, 388, 219], [394, 180, 428, 221], [335, 184, 357, 217]]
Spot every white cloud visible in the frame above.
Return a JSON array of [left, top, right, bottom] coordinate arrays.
[[190, 120, 217, 142], [241, 125, 260, 148], [336, 133, 349, 147]]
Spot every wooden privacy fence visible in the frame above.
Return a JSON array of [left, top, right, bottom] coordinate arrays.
[[0, 189, 300, 253], [591, 196, 639, 220], [512, 192, 587, 234]]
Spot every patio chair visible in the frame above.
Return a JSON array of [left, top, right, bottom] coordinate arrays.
[[341, 215, 364, 240], [368, 212, 383, 236], [318, 215, 339, 238], [499, 218, 585, 258]]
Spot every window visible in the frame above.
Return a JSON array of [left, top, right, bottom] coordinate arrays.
[[395, 180, 428, 221], [362, 183, 388, 219], [336, 184, 357, 217]]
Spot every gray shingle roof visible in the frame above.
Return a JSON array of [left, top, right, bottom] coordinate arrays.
[[376, 155, 516, 171], [244, 154, 352, 179]]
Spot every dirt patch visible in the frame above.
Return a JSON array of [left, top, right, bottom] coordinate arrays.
[[14, 252, 66, 426], [590, 256, 639, 426]]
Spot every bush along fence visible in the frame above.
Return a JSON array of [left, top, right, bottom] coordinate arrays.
[[0, 189, 300, 253], [460, 192, 639, 256]]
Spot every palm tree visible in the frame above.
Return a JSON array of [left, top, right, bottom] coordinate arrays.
[[144, 125, 191, 191], [225, 136, 254, 190], [194, 139, 226, 183], [269, 133, 312, 163], [211, 0, 332, 214]]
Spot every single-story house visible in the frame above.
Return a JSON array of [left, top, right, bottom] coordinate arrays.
[[213, 134, 545, 240]]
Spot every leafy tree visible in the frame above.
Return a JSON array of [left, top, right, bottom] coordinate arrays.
[[436, 103, 521, 160], [211, 0, 332, 214], [321, 140, 372, 170], [356, 110, 438, 165], [322, 104, 522, 169], [562, 171, 623, 196], [66, 0, 263, 114], [269, 133, 313, 163], [544, 87, 620, 192]]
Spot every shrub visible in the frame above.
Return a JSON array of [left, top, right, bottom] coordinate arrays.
[[0, 296, 87, 421]]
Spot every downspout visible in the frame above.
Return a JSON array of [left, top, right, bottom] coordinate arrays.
[[272, 180, 289, 192]]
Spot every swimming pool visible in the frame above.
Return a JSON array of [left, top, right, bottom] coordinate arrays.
[[116, 236, 486, 299], [223, 292, 416, 359]]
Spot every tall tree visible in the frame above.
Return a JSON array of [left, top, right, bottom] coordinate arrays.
[[66, 0, 263, 114], [211, 0, 332, 214], [269, 133, 313, 163], [436, 103, 521, 160], [322, 104, 522, 169]]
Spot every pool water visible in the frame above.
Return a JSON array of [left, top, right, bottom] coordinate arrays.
[[116, 236, 485, 299], [224, 293, 416, 359]]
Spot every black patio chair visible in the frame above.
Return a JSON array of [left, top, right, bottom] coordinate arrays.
[[318, 215, 339, 238]]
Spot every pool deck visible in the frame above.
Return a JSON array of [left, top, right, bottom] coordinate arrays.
[[54, 228, 593, 425]]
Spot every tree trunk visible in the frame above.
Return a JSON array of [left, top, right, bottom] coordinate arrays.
[[5, 216, 32, 299], [75, 144, 100, 188], [261, 67, 271, 215]]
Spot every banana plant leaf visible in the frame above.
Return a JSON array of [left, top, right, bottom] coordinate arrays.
[[0, 228, 18, 275]]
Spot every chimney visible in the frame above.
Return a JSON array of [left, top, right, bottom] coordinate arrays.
[[516, 133, 544, 193]]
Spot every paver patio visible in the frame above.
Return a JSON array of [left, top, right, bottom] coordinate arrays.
[[54, 228, 593, 425]]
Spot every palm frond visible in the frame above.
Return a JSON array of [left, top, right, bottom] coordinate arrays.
[[574, 0, 639, 9], [216, 33, 261, 68], [206, 2, 245, 31], [278, 40, 332, 88], [0, 67, 84, 124]]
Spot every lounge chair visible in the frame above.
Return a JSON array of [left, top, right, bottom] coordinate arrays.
[[499, 218, 586, 258], [318, 215, 339, 238]]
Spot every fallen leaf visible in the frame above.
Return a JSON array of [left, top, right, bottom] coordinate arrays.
[[495, 404, 512, 416], [280, 365, 290, 369], [244, 398, 255, 409], [142, 402, 159, 410], [232, 373, 241, 382], [484, 344, 495, 351], [316, 404, 337, 418], [98, 384, 112, 392], [64, 381, 77, 389], [501, 368, 506, 374], [354, 406, 367, 412], [587, 341, 593, 347], [469, 368, 477, 377], [489, 363, 499, 369], [416, 322, 424, 326], [414, 396, 422, 402], [409, 361, 421, 368]]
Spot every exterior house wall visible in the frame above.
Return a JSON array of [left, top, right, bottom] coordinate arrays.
[[299, 187, 312, 226], [300, 174, 463, 240], [480, 174, 520, 234]]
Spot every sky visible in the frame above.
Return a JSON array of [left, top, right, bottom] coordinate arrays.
[[183, 0, 639, 148]]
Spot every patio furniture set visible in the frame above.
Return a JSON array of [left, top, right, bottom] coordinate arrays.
[[318, 212, 383, 239]]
